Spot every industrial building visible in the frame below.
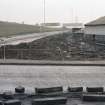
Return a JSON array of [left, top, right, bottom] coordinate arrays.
[[85, 16, 105, 42], [63, 23, 84, 33], [63, 23, 83, 29]]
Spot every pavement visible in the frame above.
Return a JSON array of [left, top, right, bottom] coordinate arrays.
[[0, 59, 105, 66]]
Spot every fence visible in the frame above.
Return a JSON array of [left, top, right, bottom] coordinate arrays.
[[0, 48, 64, 60]]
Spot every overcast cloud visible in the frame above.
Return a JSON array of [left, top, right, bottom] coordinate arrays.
[[0, 0, 104, 24]]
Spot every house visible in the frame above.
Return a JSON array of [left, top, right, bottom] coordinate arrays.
[[85, 16, 105, 42]]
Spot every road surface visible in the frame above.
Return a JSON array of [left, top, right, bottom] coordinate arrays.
[[0, 65, 104, 92]]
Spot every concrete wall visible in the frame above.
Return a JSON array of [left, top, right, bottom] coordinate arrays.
[[85, 26, 105, 35]]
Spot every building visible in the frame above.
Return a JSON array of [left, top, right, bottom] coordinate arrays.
[[63, 23, 84, 33], [85, 16, 105, 42], [85, 16, 105, 35], [63, 23, 83, 29]]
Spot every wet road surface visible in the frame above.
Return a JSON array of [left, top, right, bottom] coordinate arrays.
[[0, 65, 104, 92]]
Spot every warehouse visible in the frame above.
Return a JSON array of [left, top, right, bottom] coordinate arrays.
[[85, 16, 105, 42], [63, 23, 84, 33]]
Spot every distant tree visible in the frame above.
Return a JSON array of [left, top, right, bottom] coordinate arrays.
[[22, 21, 24, 24], [35, 23, 39, 26]]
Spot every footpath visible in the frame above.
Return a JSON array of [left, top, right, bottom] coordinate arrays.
[[0, 59, 105, 66]]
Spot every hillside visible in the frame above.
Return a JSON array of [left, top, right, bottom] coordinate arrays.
[[0, 33, 85, 60], [0, 32, 104, 60], [0, 21, 63, 37]]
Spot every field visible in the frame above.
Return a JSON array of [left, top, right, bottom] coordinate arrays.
[[1, 32, 104, 60]]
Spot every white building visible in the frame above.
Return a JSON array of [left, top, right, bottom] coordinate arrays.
[[63, 23, 84, 33], [63, 23, 84, 29], [85, 16, 105, 35]]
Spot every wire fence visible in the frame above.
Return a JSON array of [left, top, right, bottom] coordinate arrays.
[[0, 48, 65, 60]]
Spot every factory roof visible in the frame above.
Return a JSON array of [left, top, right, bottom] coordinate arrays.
[[85, 16, 105, 26]]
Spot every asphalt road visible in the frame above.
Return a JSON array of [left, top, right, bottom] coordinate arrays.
[[0, 65, 105, 93]]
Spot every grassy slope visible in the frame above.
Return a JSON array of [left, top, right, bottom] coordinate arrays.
[[0, 21, 63, 37]]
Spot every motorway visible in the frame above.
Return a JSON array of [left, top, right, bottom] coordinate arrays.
[[0, 30, 69, 46]]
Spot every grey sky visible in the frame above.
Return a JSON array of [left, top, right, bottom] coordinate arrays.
[[0, 0, 105, 24]]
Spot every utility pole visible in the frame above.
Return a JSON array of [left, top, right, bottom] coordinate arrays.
[[3, 45, 5, 60], [44, 0, 45, 25], [43, 0, 46, 32]]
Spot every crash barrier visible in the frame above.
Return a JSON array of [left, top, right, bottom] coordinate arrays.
[[2, 91, 13, 99], [0, 101, 2, 105], [15, 86, 25, 94], [82, 94, 105, 102], [4, 100, 21, 105], [68, 87, 83, 92], [35, 86, 63, 94], [32, 97, 67, 105], [1, 86, 105, 104], [86, 87, 104, 93], [14, 86, 105, 94]]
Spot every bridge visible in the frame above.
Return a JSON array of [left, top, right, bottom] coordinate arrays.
[[0, 30, 70, 46]]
